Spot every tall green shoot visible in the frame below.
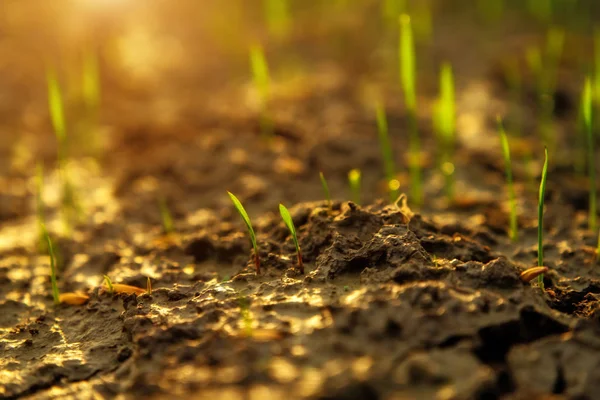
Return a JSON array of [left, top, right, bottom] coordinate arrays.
[[399, 14, 422, 206], [103, 275, 114, 294], [227, 192, 260, 273], [537, 148, 549, 290], [279, 204, 303, 274], [348, 169, 361, 205], [41, 224, 60, 305], [498, 118, 518, 242], [249, 45, 273, 142], [158, 196, 174, 235], [437, 63, 456, 202], [264, 0, 291, 40], [47, 69, 78, 234], [375, 102, 399, 202], [583, 78, 596, 233], [319, 172, 332, 210]]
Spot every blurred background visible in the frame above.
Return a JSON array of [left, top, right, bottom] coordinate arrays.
[[1, 0, 600, 250]]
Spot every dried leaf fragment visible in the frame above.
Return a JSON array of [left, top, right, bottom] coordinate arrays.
[[111, 283, 147, 295]]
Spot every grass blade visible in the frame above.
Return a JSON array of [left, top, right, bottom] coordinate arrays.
[[319, 171, 332, 210], [438, 62, 456, 202], [41, 224, 60, 305], [537, 147, 549, 290], [583, 78, 596, 233], [498, 118, 518, 242], [279, 203, 303, 274], [158, 196, 174, 235], [227, 191, 260, 273], [103, 275, 114, 294]]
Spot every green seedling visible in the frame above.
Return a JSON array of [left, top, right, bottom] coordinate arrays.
[[249, 44, 273, 141], [375, 102, 399, 202], [399, 14, 422, 206], [583, 78, 596, 233], [158, 196, 174, 235], [348, 168, 361, 205], [537, 147, 549, 290], [264, 0, 291, 40], [319, 171, 332, 210], [41, 224, 60, 305], [103, 275, 114, 294], [595, 29, 600, 107], [437, 62, 456, 202], [47, 69, 80, 234], [498, 118, 518, 242], [279, 203, 303, 274], [227, 192, 260, 274]]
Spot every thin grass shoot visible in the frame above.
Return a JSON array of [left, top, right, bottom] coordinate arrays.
[[41, 224, 60, 305], [228, 191, 260, 274], [104, 275, 114, 294], [158, 196, 174, 235], [438, 62, 456, 202], [583, 78, 596, 233], [399, 14, 422, 206], [498, 117, 518, 242], [249, 44, 273, 141], [279, 203, 303, 274], [319, 171, 332, 210], [537, 147, 549, 290]]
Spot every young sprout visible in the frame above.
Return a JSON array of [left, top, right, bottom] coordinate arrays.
[[227, 191, 260, 274], [319, 171, 332, 210], [399, 14, 422, 206], [498, 118, 518, 242], [147, 277, 152, 295], [158, 196, 174, 235], [437, 62, 456, 202], [348, 168, 361, 205], [595, 29, 600, 107], [47, 69, 79, 234], [279, 204, 303, 274], [103, 275, 114, 294], [583, 78, 596, 233], [264, 0, 291, 40], [537, 147, 549, 290], [41, 224, 60, 305], [249, 44, 273, 142], [375, 102, 399, 203]]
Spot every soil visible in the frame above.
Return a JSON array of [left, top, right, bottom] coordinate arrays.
[[2, 1, 600, 399]]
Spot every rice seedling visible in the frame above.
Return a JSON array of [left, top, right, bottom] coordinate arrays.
[[319, 171, 332, 210], [227, 191, 260, 274], [147, 277, 152, 295], [348, 168, 361, 205], [103, 275, 114, 294], [264, 0, 291, 40], [158, 196, 174, 235], [583, 78, 596, 233], [375, 102, 399, 202], [437, 62, 456, 202], [47, 68, 79, 234], [498, 118, 518, 242], [279, 203, 304, 274], [249, 44, 273, 142], [537, 147, 549, 290], [35, 163, 47, 253], [41, 224, 60, 305], [595, 29, 600, 107], [399, 14, 422, 206]]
